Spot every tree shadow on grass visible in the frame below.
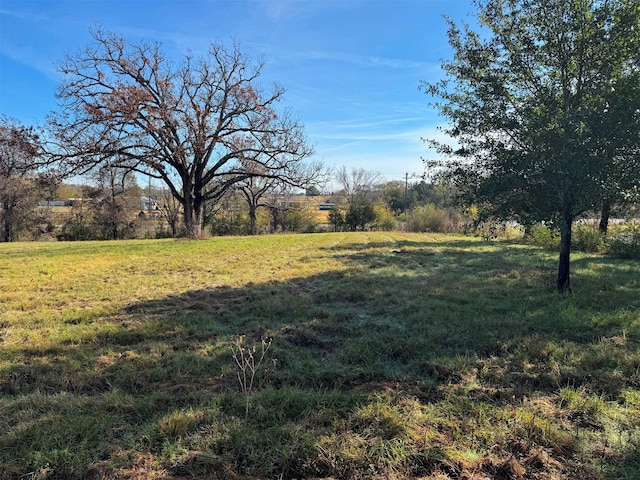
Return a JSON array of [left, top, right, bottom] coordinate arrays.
[[3, 239, 640, 479]]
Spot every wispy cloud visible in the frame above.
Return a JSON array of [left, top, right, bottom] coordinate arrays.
[[0, 8, 48, 22], [289, 49, 434, 70], [0, 7, 84, 79], [1, 43, 61, 81], [311, 123, 424, 143], [249, 0, 360, 22]]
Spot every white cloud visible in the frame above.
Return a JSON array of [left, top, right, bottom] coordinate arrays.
[[248, 0, 360, 22]]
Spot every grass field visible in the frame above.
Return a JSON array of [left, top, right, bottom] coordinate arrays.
[[1, 232, 640, 479]]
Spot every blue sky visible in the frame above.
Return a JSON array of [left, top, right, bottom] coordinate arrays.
[[0, 0, 476, 184]]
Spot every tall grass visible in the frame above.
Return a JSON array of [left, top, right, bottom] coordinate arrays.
[[1, 233, 640, 479]]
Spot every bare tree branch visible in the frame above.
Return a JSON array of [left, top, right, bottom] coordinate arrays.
[[47, 30, 314, 238]]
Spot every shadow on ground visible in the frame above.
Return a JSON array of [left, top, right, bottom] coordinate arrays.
[[3, 238, 640, 479]]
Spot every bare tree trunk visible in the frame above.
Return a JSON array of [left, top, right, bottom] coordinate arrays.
[[109, 167, 118, 240], [183, 183, 204, 239], [186, 215, 203, 238], [2, 203, 14, 242], [599, 199, 610, 234], [183, 199, 201, 239], [249, 203, 258, 235], [160, 190, 180, 237], [557, 211, 572, 292], [193, 208, 203, 238]]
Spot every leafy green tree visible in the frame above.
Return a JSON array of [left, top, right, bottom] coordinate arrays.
[[372, 202, 397, 231], [345, 200, 375, 231], [328, 207, 345, 232], [424, 0, 640, 291], [410, 180, 457, 209], [281, 205, 318, 233], [380, 180, 407, 212], [590, 2, 640, 232]]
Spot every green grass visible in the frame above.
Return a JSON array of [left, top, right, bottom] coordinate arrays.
[[1, 232, 640, 479]]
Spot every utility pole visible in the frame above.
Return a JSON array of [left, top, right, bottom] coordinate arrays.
[[404, 172, 420, 212]]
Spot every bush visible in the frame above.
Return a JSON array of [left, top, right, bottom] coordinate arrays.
[[209, 210, 250, 236], [474, 221, 501, 240], [572, 223, 605, 253], [283, 208, 318, 233], [406, 204, 458, 233], [607, 222, 640, 259], [525, 222, 610, 252], [372, 203, 397, 231], [155, 225, 186, 239], [328, 207, 345, 232], [345, 201, 375, 231], [525, 223, 559, 249], [57, 213, 96, 241]]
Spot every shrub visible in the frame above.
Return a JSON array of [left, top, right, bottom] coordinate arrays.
[[372, 203, 397, 231], [283, 208, 318, 233], [406, 204, 458, 233], [525, 223, 559, 249], [57, 212, 96, 241], [345, 201, 375, 231], [209, 210, 250, 236], [328, 207, 345, 232], [607, 221, 640, 259], [474, 221, 501, 240], [572, 223, 605, 253]]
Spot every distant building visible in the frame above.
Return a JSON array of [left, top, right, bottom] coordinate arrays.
[[319, 202, 335, 211], [141, 197, 159, 211]]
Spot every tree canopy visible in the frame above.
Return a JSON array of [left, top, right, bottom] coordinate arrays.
[[49, 30, 314, 238], [424, 0, 640, 291], [0, 117, 55, 242]]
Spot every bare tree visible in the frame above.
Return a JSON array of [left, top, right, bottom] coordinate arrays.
[[48, 30, 313, 238], [334, 166, 382, 205], [236, 164, 274, 235], [159, 189, 182, 237], [0, 117, 55, 242], [236, 157, 326, 234], [89, 163, 140, 239]]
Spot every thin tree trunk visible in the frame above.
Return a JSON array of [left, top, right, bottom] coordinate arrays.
[[557, 212, 572, 292], [270, 207, 278, 232], [2, 203, 13, 242], [599, 199, 610, 234], [2, 220, 11, 242]]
